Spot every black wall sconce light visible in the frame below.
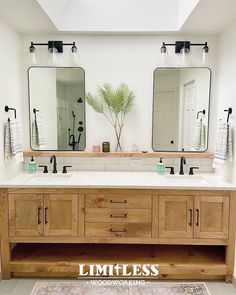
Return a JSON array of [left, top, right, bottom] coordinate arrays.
[[29, 41, 78, 65], [160, 41, 209, 65]]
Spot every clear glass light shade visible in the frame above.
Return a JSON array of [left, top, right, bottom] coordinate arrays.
[[29, 51, 37, 65], [70, 51, 79, 65], [180, 47, 190, 66], [29, 44, 37, 65], [202, 50, 209, 65], [48, 47, 58, 65], [160, 48, 168, 66]]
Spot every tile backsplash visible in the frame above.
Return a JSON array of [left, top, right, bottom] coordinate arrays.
[[24, 157, 213, 173]]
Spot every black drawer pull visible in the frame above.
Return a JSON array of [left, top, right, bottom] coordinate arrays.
[[189, 209, 192, 227], [110, 214, 127, 218], [37, 207, 41, 225], [110, 200, 127, 204], [196, 209, 200, 227], [110, 228, 127, 233], [45, 207, 48, 225]]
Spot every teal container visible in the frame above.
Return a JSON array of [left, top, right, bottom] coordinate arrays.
[[157, 158, 164, 175], [28, 156, 36, 173]]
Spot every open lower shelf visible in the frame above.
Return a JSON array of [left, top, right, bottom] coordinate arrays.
[[10, 244, 227, 279]]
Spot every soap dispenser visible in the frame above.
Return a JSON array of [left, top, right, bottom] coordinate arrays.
[[157, 158, 164, 175], [28, 156, 36, 173]]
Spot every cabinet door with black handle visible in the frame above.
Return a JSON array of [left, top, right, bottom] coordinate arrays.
[[159, 195, 194, 238], [43, 194, 78, 237]]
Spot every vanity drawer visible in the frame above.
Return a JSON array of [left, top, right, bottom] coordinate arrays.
[[85, 223, 151, 237], [85, 208, 151, 223], [86, 194, 151, 209]]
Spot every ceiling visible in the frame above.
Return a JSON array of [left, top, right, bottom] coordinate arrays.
[[0, 0, 236, 34]]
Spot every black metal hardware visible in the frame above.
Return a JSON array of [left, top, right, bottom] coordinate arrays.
[[50, 155, 57, 173], [38, 165, 48, 174], [38, 207, 41, 225], [5, 105, 17, 119], [110, 214, 127, 218], [62, 166, 72, 174], [197, 109, 206, 119], [45, 207, 48, 224], [189, 167, 199, 175], [179, 156, 186, 175], [189, 209, 193, 227], [161, 41, 209, 54], [224, 107, 232, 122], [196, 209, 200, 227], [110, 200, 127, 204], [68, 110, 83, 151], [165, 166, 175, 175], [77, 98, 83, 103], [170, 140, 174, 144], [30, 41, 77, 53], [33, 108, 39, 120], [110, 228, 127, 233]]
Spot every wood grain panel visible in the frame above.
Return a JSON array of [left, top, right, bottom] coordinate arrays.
[[8, 194, 43, 237], [194, 196, 229, 239], [86, 194, 151, 209], [85, 223, 151, 237], [44, 194, 78, 237], [159, 195, 193, 238], [85, 208, 151, 223]]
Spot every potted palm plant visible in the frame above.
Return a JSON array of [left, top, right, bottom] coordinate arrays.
[[86, 83, 135, 151]]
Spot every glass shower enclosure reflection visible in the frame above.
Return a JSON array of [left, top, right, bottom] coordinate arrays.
[[28, 67, 85, 151]]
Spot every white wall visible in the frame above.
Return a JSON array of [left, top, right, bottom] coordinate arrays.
[[22, 34, 217, 152], [0, 18, 23, 180], [215, 19, 236, 183]]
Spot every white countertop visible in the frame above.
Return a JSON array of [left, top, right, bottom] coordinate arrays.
[[0, 171, 235, 190]]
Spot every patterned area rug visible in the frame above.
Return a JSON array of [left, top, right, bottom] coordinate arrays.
[[31, 281, 210, 295]]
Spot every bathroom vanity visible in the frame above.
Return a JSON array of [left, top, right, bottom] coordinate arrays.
[[0, 172, 235, 282]]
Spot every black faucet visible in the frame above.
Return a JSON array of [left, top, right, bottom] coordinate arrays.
[[179, 156, 186, 175], [50, 155, 57, 173]]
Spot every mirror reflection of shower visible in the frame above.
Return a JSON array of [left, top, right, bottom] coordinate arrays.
[[68, 108, 84, 150]]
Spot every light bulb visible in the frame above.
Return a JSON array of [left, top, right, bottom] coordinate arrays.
[[48, 46, 58, 65], [71, 42, 79, 65], [180, 46, 190, 66], [160, 43, 168, 66], [29, 42, 37, 65], [202, 43, 209, 65]]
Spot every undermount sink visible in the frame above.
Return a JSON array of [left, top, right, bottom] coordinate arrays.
[[29, 174, 72, 183], [164, 175, 209, 184]]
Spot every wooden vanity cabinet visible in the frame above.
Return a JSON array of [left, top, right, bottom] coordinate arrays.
[[158, 194, 229, 239], [159, 195, 193, 238], [8, 193, 79, 237], [194, 195, 229, 239], [8, 194, 44, 237], [0, 188, 235, 282]]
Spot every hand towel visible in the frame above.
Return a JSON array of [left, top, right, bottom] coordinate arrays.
[[32, 116, 46, 150], [4, 120, 11, 162], [192, 119, 206, 151], [4, 119, 23, 163], [212, 122, 232, 168], [36, 117, 46, 149], [32, 119, 38, 149]]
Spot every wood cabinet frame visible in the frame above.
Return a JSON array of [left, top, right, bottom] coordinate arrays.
[[0, 187, 235, 282]]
